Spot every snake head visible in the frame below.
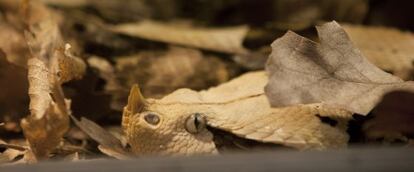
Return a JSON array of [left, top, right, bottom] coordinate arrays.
[[122, 85, 217, 155]]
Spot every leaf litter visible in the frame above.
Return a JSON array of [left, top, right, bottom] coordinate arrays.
[[0, 0, 413, 166]]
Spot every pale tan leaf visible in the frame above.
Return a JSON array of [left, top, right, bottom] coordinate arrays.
[[265, 21, 414, 115], [98, 145, 130, 160], [1, 149, 36, 165], [0, 139, 28, 164], [343, 24, 414, 80], [26, 57, 52, 119], [0, 149, 25, 164], [110, 20, 249, 54]]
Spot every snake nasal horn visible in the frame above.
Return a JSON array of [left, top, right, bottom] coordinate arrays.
[[127, 84, 146, 114]]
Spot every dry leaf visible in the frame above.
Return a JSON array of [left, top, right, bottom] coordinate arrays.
[[20, 2, 85, 159], [265, 21, 414, 115], [25, 56, 53, 119], [97, 145, 129, 160], [363, 91, 414, 141], [113, 46, 238, 109], [110, 20, 249, 54], [26, 54, 72, 146], [70, 116, 130, 159], [0, 23, 29, 67], [56, 44, 86, 83], [0, 149, 25, 164], [20, 101, 70, 160], [0, 139, 27, 164], [63, 152, 80, 161], [0, 143, 27, 152], [343, 24, 414, 80], [110, 20, 266, 70]]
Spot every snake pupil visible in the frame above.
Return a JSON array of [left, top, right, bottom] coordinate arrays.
[[185, 113, 206, 134], [194, 113, 201, 129]]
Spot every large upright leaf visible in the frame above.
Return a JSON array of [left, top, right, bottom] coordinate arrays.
[[265, 21, 414, 115], [19, 0, 86, 160]]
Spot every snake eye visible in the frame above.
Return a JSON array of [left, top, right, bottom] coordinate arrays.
[[144, 113, 160, 125], [185, 113, 206, 134]]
